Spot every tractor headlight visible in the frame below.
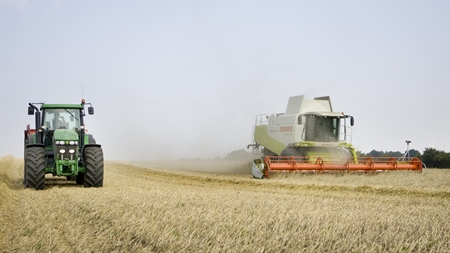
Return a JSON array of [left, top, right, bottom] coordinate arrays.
[[59, 149, 66, 154], [69, 149, 75, 154], [69, 141, 75, 145]]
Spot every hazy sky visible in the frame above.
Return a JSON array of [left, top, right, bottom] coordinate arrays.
[[1, 0, 449, 160]]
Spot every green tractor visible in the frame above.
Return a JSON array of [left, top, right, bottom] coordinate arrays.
[[24, 99, 104, 190]]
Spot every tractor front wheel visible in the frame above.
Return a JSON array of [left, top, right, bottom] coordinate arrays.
[[25, 147, 46, 190], [83, 146, 104, 187]]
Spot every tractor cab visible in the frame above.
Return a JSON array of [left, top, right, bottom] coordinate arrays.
[[44, 109, 81, 130], [41, 108, 82, 147]]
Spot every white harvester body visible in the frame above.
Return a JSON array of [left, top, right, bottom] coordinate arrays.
[[248, 95, 422, 178], [249, 95, 356, 157]]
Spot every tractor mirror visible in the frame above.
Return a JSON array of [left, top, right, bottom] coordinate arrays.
[[350, 117, 354, 126], [88, 106, 94, 115], [70, 116, 74, 122], [28, 106, 34, 115], [298, 116, 302, 124]]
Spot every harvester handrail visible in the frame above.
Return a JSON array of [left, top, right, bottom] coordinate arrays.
[[255, 114, 269, 126], [345, 126, 355, 143]]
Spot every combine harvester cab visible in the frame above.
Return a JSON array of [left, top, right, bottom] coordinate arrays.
[[24, 99, 104, 189], [248, 95, 422, 178]]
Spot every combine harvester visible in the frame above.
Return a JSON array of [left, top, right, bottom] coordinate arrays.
[[248, 95, 422, 178]]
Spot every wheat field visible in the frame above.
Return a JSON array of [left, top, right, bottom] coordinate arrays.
[[0, 155, 449, 252]]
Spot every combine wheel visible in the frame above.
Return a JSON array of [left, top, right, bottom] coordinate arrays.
[[83, 146, 104, 187], [281, 147, 308, 163], [25, 147, 46, 190], [263, 148, 276, 156], [280, 147, 297, 156], [281, 147, 308, 156]]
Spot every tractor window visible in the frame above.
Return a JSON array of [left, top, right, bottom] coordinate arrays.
[[43, 109, 81, 130]]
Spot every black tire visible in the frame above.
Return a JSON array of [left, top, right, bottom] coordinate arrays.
[[263, 148, 276, 156], [25, 147, 46, 190], [280, 147, 297, 156], [281, 147, 309, 156], [83, 146, 104, 187], [23, 141, 27, 186], [23, 159, 28, 186], [280, 147, 309, 163]]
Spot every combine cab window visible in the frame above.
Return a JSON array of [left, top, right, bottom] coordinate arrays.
[[43, 109, 81, 130], [304, 116, 339, 142]]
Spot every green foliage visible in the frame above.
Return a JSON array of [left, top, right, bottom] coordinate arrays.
[[408, 149, 421, 157], [360, 149, 419, 158], [360, 148, 450, 168], [419, 148, 450, 168]]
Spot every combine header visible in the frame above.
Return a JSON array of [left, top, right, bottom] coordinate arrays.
[[254, 156, 422, 178], [248, 95, 422, 178]]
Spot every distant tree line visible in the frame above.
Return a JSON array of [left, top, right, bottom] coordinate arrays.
[[359, 149, 421, 158], [418, 148, 450, 169], [223, 149, 257, 161], [355, 148, 450, 169]]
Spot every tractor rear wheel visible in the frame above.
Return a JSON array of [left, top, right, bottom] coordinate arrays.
[[83, 146, 104, 187], [25, 147, 46, 190], [23, 145, 28, 186]]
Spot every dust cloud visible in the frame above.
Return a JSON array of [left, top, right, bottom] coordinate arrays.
[[125, 159, 254, 175]]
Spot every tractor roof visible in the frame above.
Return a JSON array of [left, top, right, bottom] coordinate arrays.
[[40, 104, 84, 110]]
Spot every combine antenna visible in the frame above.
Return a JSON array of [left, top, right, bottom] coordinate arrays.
[[82, 84, 84, 99], [400, 140, 411, 161]]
